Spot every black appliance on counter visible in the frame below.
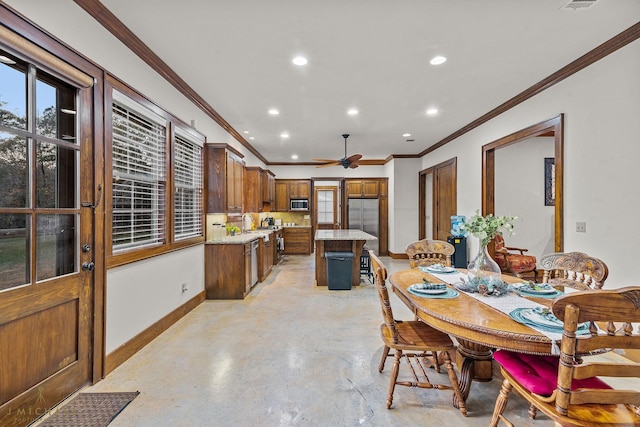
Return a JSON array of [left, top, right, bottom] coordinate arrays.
[[447, 236, 467, 268]]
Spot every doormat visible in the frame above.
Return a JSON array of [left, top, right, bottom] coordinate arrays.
[[39, 392, 139, 427]]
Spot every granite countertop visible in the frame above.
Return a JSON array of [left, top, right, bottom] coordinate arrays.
[[206, 228, 278, 244], [314, 229, 377, 241]]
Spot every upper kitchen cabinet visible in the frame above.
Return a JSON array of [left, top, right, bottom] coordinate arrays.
[[244, 167, 263, 213], [205, 143, 244, 213], [275, 180, 289, 212], [262, 170, 276, 204], [345, 179, 380, 198], [289, 180, 310, 199], [274, 179, 311, 211]]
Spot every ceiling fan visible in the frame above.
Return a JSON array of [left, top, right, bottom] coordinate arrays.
[[313, 133, 362, 169]]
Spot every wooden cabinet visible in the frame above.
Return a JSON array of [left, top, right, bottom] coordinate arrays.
[[289, 180, 310, 199], [283, 227, 312, 254], [262, 170, 276, 204], [274, 179, 311, 211], [205, 242, 253, 299], [273, 228, 282, 264], [346, 179, 379, 198], [244, 168, 277, 213], [259, 234, 274, 281], [275, 180, 289, 212], [244, 167, 263, 213], [205, 144, 244, 213]]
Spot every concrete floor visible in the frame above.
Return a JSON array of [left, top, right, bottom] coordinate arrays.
[[51, 255, 555, 426]]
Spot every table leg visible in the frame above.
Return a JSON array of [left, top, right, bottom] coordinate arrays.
[[453, 340, 494, 405]]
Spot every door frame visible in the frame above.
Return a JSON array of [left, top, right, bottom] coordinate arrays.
[[482, 115, 564, 253], [0, 8, 106, 425]]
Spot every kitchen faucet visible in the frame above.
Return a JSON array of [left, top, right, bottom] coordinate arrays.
[[241, 213, 253, 233]]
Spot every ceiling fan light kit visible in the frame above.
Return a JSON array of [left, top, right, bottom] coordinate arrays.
[[313, 133, 362, 168]]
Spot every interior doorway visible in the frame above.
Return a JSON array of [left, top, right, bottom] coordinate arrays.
[[482, 115, 564, 254]]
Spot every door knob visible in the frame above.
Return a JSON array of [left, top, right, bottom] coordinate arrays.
[[81, 261, 95, 271]]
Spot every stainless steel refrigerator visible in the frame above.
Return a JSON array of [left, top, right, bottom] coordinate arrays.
[[348, 198, 379, 254]]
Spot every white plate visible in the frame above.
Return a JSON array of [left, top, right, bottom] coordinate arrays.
[[409, 284, 447, 295], [423, 265, 455, 273]]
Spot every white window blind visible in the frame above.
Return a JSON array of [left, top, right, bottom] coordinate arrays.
[[111, 101, 166, 252], [174, 132, 203, 240]]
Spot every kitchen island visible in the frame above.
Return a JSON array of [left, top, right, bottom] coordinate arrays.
[[315, 229, 377, 287]]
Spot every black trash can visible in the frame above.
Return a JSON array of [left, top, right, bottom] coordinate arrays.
[[325, 251, 354, 290]]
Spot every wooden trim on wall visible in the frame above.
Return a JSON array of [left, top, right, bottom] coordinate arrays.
[[72, 0, 268, 165], [104, 290, 206, 375], [419, 21, 640, 158]]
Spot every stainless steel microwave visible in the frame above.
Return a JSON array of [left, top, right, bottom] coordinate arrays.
[[290, 199, 309, 211]]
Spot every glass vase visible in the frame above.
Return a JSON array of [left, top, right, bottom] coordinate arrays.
[[467, 243, 502, 290]]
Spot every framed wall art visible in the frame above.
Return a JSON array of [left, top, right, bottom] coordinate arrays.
[[544, 157, 555, 206]]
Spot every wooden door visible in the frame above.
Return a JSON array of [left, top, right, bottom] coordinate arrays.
[[0, 58, 94, 426], [420, 158, 457, 241], [433, 159, 457, 241], [314, 186, 338, 230]]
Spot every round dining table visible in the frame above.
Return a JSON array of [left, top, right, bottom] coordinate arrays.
[[388, 268, 555, 407]]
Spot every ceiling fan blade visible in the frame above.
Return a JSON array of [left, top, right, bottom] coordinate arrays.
[[345, 154, 362, 163], [311, 158, 339, 162], [348, 161, 359, 169], [316, 162, 340, 168]]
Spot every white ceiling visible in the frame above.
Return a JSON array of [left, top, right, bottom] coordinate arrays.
[[100, 0, 639, 164]]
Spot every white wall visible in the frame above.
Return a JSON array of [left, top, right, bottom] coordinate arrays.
[[105, 245, 204, 354], [495, 137, 555, 259], [388, 158, 421, 254], [421, 40, 640, 287]]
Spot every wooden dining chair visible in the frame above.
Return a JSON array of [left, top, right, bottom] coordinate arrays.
[[489, 287, 640, 427], [369, 251, 467, 416], [405, 239, 455, 268], [493, 234, 538, 282], [540, 251, 608, 291]]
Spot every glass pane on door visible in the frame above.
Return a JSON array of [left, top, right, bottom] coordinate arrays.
[[36, 141, 77, 208], [0, 54, 27, 131], [36, 214, 76, 281], [0, 132, 29, 208], [0, 214, 30, 291]]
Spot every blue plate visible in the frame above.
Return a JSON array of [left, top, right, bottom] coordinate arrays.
[[509, 307, 589, 334], [408, 286, 459, 299]]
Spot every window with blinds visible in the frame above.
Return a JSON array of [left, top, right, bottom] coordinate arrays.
[[174, 132, 203, 240], [111, 101, 166, 252]]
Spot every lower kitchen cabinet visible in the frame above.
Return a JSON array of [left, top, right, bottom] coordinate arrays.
[[205, 241, 255, 299], [259, 233, 275, 281], [283, 227, 312, 255]]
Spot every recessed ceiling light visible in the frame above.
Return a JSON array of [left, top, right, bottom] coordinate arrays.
[[243, 130, 250, 134], [291, 154, 299, 160], [402, 133, 411, 137], [0, 55, 16, 65], [292, 56, 308, 66], [430, 56, 447, 65], [426, 108, 439, 116], [280, 132, 289, 138], [268, 108, 279, 115], [249, 136, 255, 140], [347, 108, 359, 116]]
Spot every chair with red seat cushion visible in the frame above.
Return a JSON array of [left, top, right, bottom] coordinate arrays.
[[489, 287, 640, 427], [493, 234, 538, 281]]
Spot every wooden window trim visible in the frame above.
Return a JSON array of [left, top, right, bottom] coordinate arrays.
[[105, 75, 205, 269]]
